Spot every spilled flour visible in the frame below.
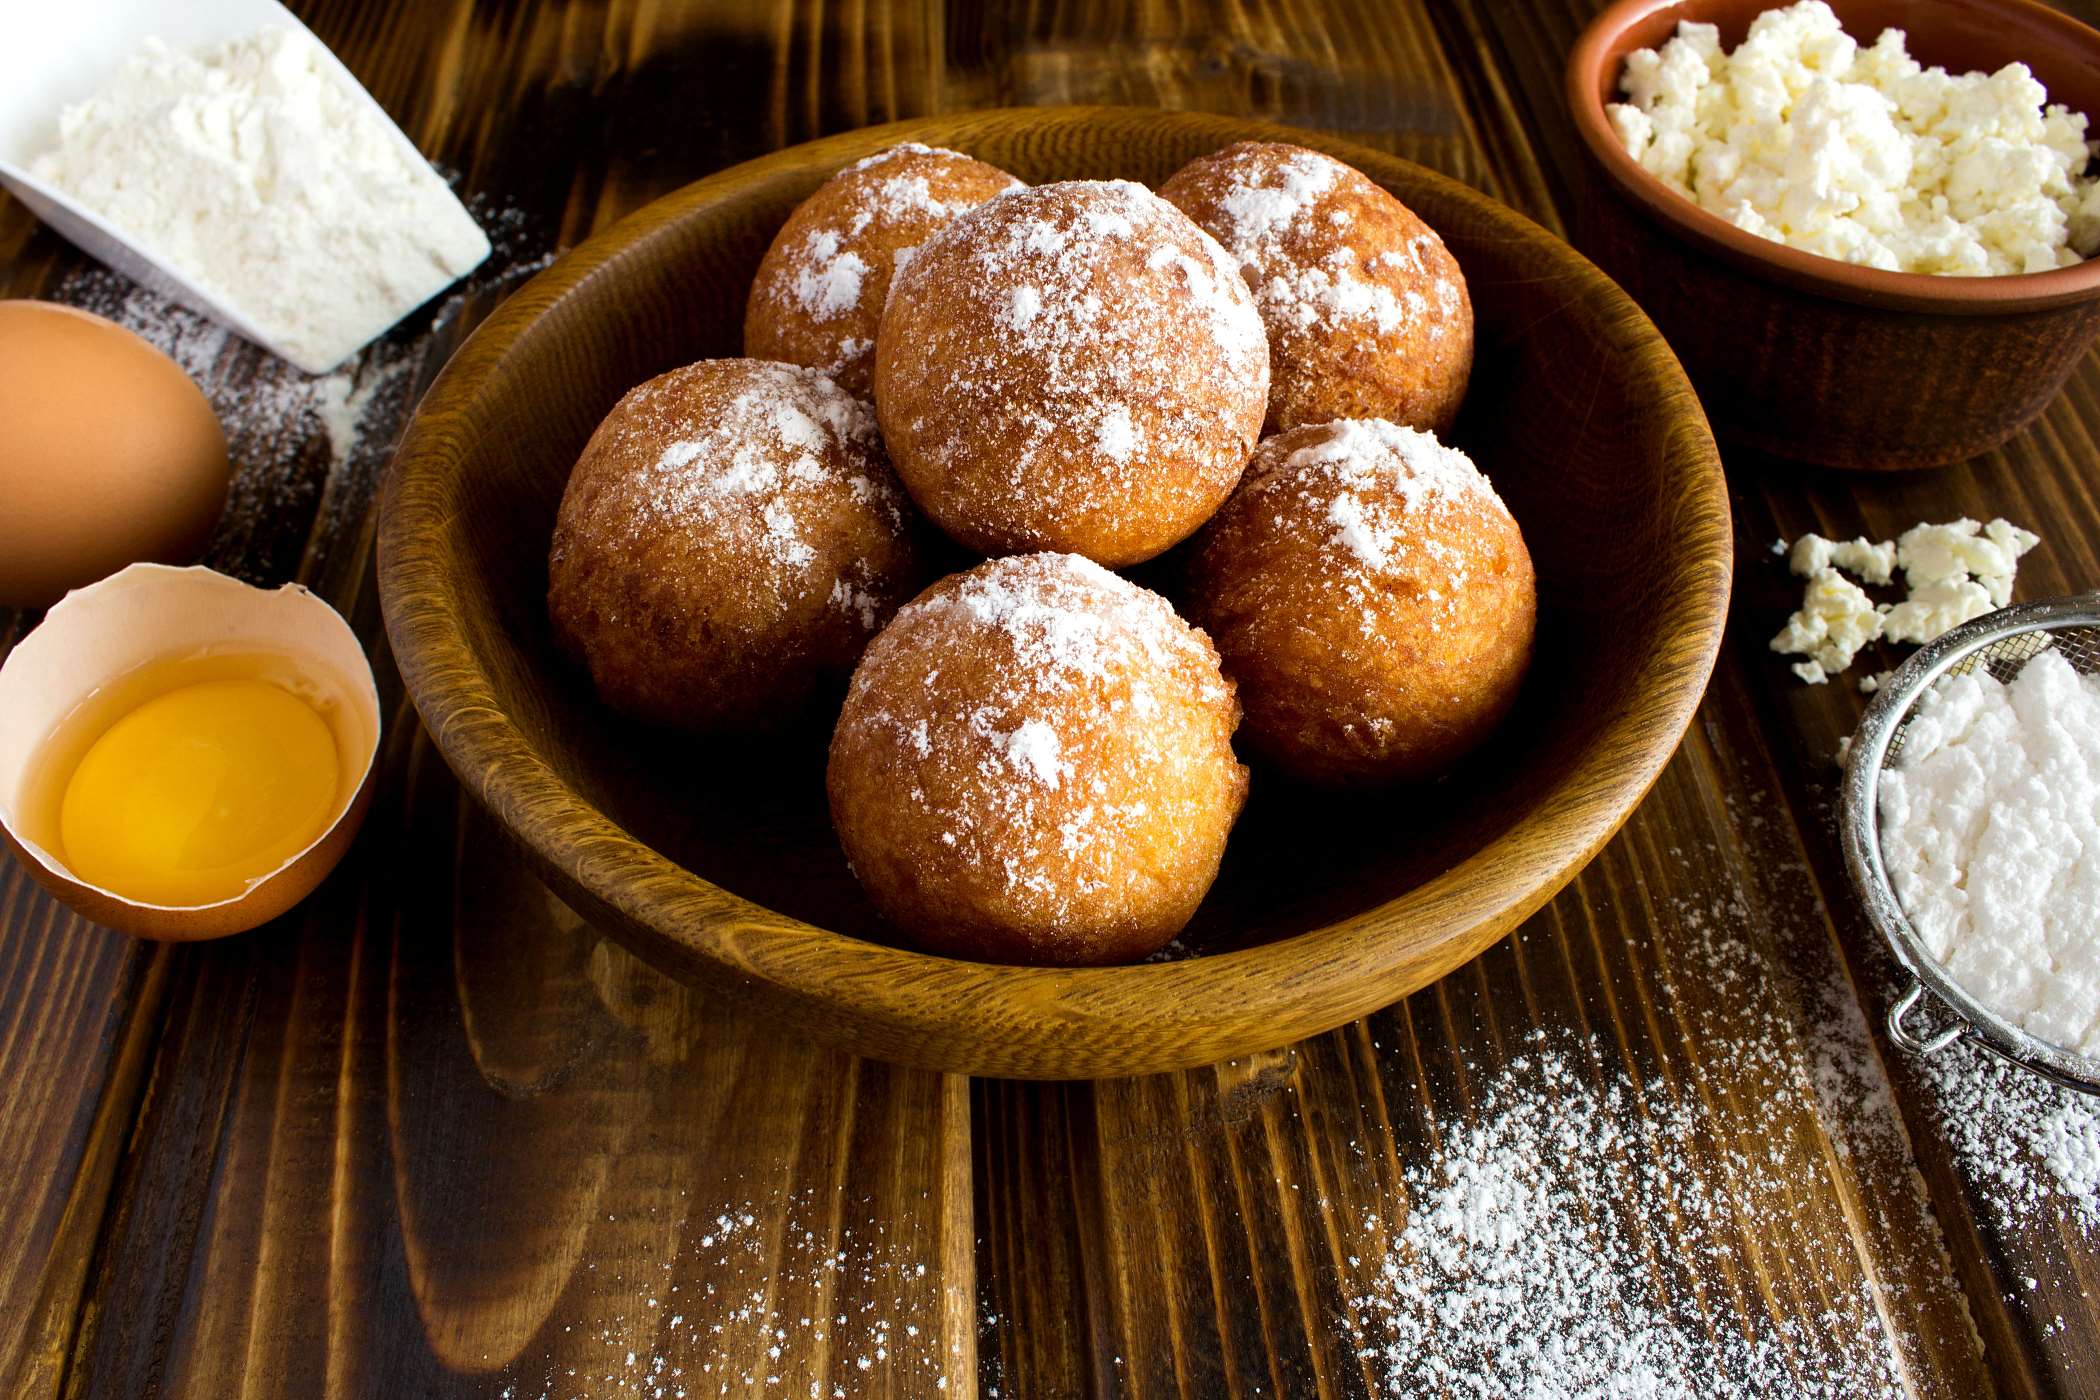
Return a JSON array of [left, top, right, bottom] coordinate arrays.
[[43, 197, 555, 586], [54, 262, 414, 574]]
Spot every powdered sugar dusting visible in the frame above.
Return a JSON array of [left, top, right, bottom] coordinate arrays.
[[1222, 420, 1510, 642], [789, 230, 868, 320], [1094, 403, 1139, 463], [834, 554, 1240, 944], [1922, 1041, 2100, 1231], [824, 335, 872, 377], [498, 1188, 968, 1398], [924, 182, 1268, 427], [879, 180, 1267, 550], [1323, 490, 1391, 571], [1194, 146, 1454, 343], [1004, 719, 1066, 789], [1284, 419, 1500, 512], [1162, 142, 1471, 430], [829, 577, 882, 631], [1330, 797, 1995, 1400], [1002, 284, 1042, 330], [1217, 151, 1338, 246], [759, 496, 816, 570], [1141, 236, 1260, 352], [934, 553, 1196, 688], [554, 359, 919, 672], [624, 364, 888, 577], [847, 140, 972, 175], [748, 143, 1021, 392], [1263, 251, 1422, 336]]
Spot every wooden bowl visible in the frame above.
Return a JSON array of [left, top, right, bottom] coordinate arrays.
[[377, 107, 1729, 1080], [1568, 0, 2100, 471]]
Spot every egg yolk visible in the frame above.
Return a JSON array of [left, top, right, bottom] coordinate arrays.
[[58, 679, 340, 908]]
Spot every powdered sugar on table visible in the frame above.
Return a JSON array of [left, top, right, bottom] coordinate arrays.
[[785, 145, 1010, 324], [1346, 1037, 1910, 1400]]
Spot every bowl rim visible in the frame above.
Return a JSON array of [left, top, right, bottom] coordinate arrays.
[[377, 105, 1732, 1080], [1565, 0, 2100, 316]]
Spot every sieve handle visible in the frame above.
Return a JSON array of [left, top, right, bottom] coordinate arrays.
[[1887, 981, 1967, 1056]]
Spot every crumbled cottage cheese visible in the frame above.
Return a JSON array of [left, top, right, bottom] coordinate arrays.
[[1884, 518, 2037, 642], [1772, 566, 1883, 684], [1609, 0, 2100, 275], [32, 27, 490, 372], [1789, 532, 1894, 584], [1771, 518, 2038, 683], [1880, 649, 2100, 1053]]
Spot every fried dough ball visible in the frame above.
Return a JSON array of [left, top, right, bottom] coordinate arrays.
[[549, 359, 925, 731], [828, 553, 1248, 964], [745, 144, 1022, 397], [1186, 420, 1533, 785], [873, 179, 1269, 568], [1160, 142, 1473, 434]]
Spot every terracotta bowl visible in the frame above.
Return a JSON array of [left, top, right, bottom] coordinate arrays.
[[377, 107, 1730, 1080], [1568, 0, 2100, 471]]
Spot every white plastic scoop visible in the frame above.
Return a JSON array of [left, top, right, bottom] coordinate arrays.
[[0, 0, 488, 373]]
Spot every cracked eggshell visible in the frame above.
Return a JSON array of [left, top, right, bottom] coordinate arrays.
[[0, 564, 381, 940]]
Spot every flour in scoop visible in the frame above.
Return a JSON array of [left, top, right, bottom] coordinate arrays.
[[1880, 648, 2100, 1054], [32, 27, 491, 373]]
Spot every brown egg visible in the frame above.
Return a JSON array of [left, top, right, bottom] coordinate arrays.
[[0, 301, 229, 607]]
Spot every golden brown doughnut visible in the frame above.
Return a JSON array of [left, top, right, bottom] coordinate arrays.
[[1159, 141, 1473, 434], [1186, 419, 1533, 785], [549, 359, 924, 731], [873, 179, 1269, 568], [828, 553, 1248, 965], [744, 144, 1021, 397]]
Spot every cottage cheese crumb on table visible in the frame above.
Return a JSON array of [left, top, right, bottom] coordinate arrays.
[[1772, 518, 2039, 683]]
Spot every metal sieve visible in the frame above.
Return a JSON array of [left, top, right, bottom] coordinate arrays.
[[1839, 594, 2100, 1096]]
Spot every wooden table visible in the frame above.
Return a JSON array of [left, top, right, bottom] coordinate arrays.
[[6, 1, 2100, 1394]]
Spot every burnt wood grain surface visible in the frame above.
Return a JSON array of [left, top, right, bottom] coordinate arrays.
[[4, 0, 2100, 1395]]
